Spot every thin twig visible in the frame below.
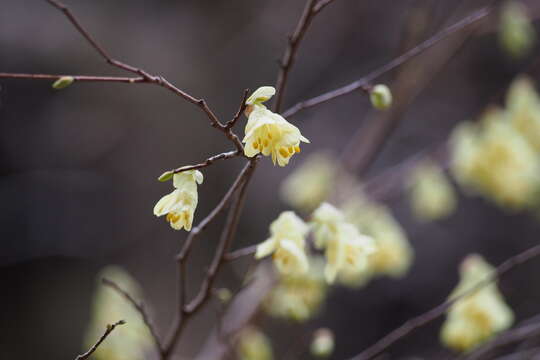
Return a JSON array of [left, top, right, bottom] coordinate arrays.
[[226, 89, 250, 129], [172, 151, 241, 174], [102, 278, 163, 354], [0, 72, 143, 83], [224, 244, 258, 262], [313, 0, 340, 13], [273, 0, 319, 113], [282, 6, 493, 118], [75, 320, 126, 360], [348, 243, 540, 360]]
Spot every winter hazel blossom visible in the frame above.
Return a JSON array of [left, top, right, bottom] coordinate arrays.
[[311, 203, 376, 284], [243, 86, 309, 166], [440, 255, 514, 353], [255, 211, 310, 275], [153, 170, 203, 231]]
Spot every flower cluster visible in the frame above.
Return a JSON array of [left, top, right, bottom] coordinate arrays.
[[153, 170, 204, 231], [84, 266, 153, 360], [243, 86, 310, 166], [440, 255, 514, 352], [450, 76, 540, 210]]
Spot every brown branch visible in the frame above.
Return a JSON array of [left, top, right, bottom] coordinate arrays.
[[273, 0, 319, 113], [313, 0, 340, 13], [172, 150, 241, 174], [347, 243, 540, 360], [224, 244, 258, 262], [225, 89, 250, 129], [42, 0, 246, 153], [0, 72, 143, 83], [163, 158, 259, 357], [75, 320, 126, 360], [102, 278, 163, 355], [282, 6, 493, 118]]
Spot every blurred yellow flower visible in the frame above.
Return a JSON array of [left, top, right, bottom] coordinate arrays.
[[264, 257, 327, 321], [450, 108, 540, 210], [441, 255, 514, 353], [407, 159, 457, 221], [342, 196, 413, 286], [255, 211, 310, 275], [237, 326, 273, 360], [153, 170, 203, 231], [243, 86, 309, 166], [310, 328, 335, 358], [507, 76, 540, 152], [311, 202, 345, 249], [280, 152, 336, 212], [84, 266, 153, 360]]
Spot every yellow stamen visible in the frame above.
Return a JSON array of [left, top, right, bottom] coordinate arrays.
[[263, 139, 269, 147], [294, 146, 301, 153], [253, 141, 259, 149], [288, 146, 294, 154], [279, 147, 290, 158], [267, 133, 272, 139]]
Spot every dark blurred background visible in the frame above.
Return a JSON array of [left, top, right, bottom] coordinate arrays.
[[1, 0, 540, 359]]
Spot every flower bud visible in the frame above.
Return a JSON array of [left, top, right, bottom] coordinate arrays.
[[369, 84, 392, 110], [52, 76, 74, 90], [157, 170, 174, 182], [310, 328, 334, 358]]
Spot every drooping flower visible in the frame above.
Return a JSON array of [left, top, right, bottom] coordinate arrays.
[[280, 152, 337, 212], [237, 326, 274, 360], [440, 255, 514, 353], [243, 86, 309, 166], [153, 170, 203, 231], [407, 159, 457, 222], [264, 257, 327, 321], [342, 195, 413, 286], [84, 266, 153, 360], [255, 211, 310, 275], [310, 203, 376, 284]]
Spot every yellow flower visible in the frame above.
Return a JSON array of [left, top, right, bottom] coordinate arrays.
[[507, 76, 540, 152], [324, 222, 376, 284], [280, 152, 336, 212], [153, 170, 203, 231], [84, 266, 153, 360], [441, 255, 514, 353], [311, 202, 345, 249], [243, 86, 309, 166], [264, 257, 327, 321], [407, 160, 457, 221], [342, 195, 413, 285], [255, 211, 310, 275], [310, 328, 335, 358], [450, 109, 540, 210], [237, 326, 273, 360]]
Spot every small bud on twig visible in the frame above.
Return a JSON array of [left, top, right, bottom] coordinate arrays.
[[369, 84, 392, 110], [158, 170, 174, 182], [52, 76, 74, 90]]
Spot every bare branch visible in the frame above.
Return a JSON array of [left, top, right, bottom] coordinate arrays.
[[348, 243, 540, 360], [226, 89, 250, 129], [102, 278, 163, 355], [224, 244, 258, 262], [171, 151, 242, 174], [282, 6, 493, 118], [75, 320, 125, 360], [273, 0, 319, 113], [0, 72, 143, 83]]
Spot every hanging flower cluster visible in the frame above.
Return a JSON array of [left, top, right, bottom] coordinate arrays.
[[450, 76, 540, 210], [440, 255, 514, 353], [243, 86, 310, 166]]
